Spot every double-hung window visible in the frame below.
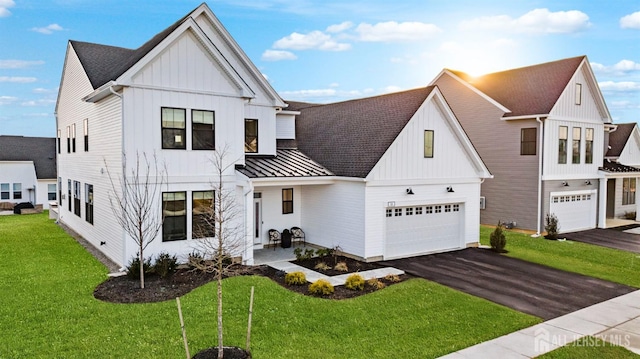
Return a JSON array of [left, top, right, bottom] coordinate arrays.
[[0, 183, 9, 200], [282, 188, 293, 214], [623, 178, 636, 205], [520, 128, 537, 155], [48, 184, 57, 201], [57, 129, 61, 154], [558, 126, 568, 164], [162, 108, 186, 149], [66, 126, 71, 153], [163, 192, 187, 241], [572, 127, 581, 164], [67, 179, 72, 211], [71, 123, 76, 153], [83, 119, 89, 152], [192, 110, 215, 150], [13, 183, 21, 200], [73, 181, 81, 217], [85, 184, 93, 224], [244, 119, 258, 153], [585, 128, 594, 164], [192, 191, 214, 238]]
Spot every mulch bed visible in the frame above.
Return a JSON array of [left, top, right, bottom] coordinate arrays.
[[192, 346, 251, 359], [292, 255, 382, 276], [94, 257, 409, 303]]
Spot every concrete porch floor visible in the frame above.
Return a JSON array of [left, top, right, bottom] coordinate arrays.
[[253, 244, 316, 265], [606, 218, 638, 228]]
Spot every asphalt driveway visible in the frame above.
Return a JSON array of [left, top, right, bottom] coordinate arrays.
[[382, 248, 634, 320], [563, 227, 640, 253]]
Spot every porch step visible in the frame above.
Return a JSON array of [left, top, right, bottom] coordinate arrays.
[[268, 261, 404, 286]]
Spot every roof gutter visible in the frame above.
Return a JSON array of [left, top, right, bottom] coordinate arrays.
[[502, 114, 549, 121], [83, 81, 123, 103]]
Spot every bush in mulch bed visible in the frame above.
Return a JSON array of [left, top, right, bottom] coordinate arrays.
[[192, 346, 250, 359], [292, 254, 382, 276]]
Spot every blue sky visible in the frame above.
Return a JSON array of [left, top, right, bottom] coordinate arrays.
[[0, 0, 639, 137]]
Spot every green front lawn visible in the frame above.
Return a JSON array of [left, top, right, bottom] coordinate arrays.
[[0, 213, 539, 358], [538, 336, 639, 358], [480, 226, 640, 288]]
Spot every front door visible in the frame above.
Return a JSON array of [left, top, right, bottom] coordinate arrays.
[[253, 194, 262, 245], [607, 179, 616, 218]]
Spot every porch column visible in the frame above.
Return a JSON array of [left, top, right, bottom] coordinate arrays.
[[242, 184, 255, 265], [636, 177, 640, 222], [598, 178, 607, 228]]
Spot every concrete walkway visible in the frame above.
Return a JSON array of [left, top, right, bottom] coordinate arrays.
[[440, 290, 640, 358], [268, 261, 404, 286]]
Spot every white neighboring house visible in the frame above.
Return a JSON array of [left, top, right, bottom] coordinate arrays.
[[55, 3, 491, 268], [0, 136, 57, 210]]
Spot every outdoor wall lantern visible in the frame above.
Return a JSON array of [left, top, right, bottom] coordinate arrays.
[[406, 188, 414, 195], [446, 186, 454, 193]]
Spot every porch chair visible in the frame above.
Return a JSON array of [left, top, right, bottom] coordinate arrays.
[[268, 229, 281, 250], [290, 226, 306, 246]]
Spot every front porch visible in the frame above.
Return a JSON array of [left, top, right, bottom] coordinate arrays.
[[253, 244, 315, 265]]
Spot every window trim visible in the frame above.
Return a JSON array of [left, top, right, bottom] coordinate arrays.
[[66, 126, 70, 153], [623, 178, 636, 206], [575, 83, 582, 105], [71, 123, 76, 153], [424, 130, 434, 158], [161, 107, 187, 150], [244, 119, 259, 153], [57, 129, 61, 154], [163, 191, 187, 242], [520, 127, 537, 155], [585, 128, 594, 164], [282, 188, 293, 214], [83, 118, 89, 152], [192, 190, 214, 238], [572, 127, 581, 164], [48, 183, 57, 201], [73, 180, 81, 217], [67, 179, 72, 211], [12, 183, 21, 200], [85, 184, 93, 224], [558, 126, 568, 164], [191, 109, 215, 151], [0, 183, 9, 200]]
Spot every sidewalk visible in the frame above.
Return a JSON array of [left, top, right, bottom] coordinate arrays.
[[440, 290, 640, 358]]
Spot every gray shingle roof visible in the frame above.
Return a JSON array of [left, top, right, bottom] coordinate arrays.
[[0, 136, 57, 179], [607, 123, 636, 158], [600, 160, 640, 173], [449, 56, 585, 117], [237, 149, 333, 178], [294, 86, 435, 178], [70, 8, 192, 89]]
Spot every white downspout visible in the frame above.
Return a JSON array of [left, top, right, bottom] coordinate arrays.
[[533, 116, 544, 237], [243, 180, 254, 265], [108, 85, 126, 269]]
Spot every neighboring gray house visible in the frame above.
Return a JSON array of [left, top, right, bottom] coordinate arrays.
[[0, 136, 57, 209], [431, 56, 614, 233]]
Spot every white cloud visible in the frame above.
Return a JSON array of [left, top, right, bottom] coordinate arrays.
[[21, 99, 56, 107], [460, 8, 591, 34], [0, 95, 18, 105], [33, 87, 57, 94], [273, 31, 351, 51], [355, 21, 442, 42], [329, 82, 340, 88], [326, 21, 353, 33], [0, 0, 15, 17], [591, 60, 640, 75], [279, 89, 338, 98], [261, 49, 297, 61], [0, 59, 45, 69], [598, 81, 640, 91], [0, 76, 37, 83], [620, 11, 640, 29], [31, 23, 64, 35], [382, 85, 403, 93]]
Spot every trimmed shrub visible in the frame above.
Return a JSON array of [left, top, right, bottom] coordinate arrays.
[[294, 247, 315, 261], [384, 274, 401, 283], [367, 278, 386, 290], [308, 279, 334, 296], [544, 213, 560, 240], [489, 222, 507, 252], [334, 261, 349, 272], [284, 271, 307, 286], [187, 251, 204, 269], [126, 255, 152, 280], [153, 252, 178, 278], [345, 273, 365, 291]]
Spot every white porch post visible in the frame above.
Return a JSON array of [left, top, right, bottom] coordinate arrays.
[[636, 177, 640, 222], [243, 184, 254, 265], [598, 178, 608, 228]]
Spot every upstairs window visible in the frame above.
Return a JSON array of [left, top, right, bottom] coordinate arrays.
[[66, 126, 70, 153], [193, 190, 214, 238], [13, 183, 21, 200], [585, 128, 594, 164], [162, 107, 186, 149], [57, 129, 61, 154], [245, 119, 258, 153], [558, 126, 568, 164], [58, 177, 62, 205], [424, 130, 434, 158], [83, 119, 89, 152], [623, 178, 636, 205], [71, 123, 76, 153], [0, 183, 9, 200], [575, 83, 582, 105], [192, 110, 215, 150], [572, 127, 581, 164], [282, 188, 293, 214], [163, 192, 187, 241], [520, 128, 537, 155]]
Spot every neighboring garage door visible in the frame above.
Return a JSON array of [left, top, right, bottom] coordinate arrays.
[[549, 190, 597, 233], [385, 203, 463, 259]]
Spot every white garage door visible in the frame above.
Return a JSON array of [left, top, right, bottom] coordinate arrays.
[[385, 203, 463, 259], [549, 190, 597, 233]]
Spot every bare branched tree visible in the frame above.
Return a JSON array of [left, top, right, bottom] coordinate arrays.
[[191, 145, 245, 359], [105, 151, 168, 289]]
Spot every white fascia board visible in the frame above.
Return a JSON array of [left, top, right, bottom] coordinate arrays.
[[501, 114, 548, 121], [82, 81, 122, 103]]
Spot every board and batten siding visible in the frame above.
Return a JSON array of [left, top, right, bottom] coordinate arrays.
[[618, 129, 640, 166], [276, 114, 296, 140], [543, 119, 604, 180], [549, 65, 607, 122], [254, 185, 302, 245], [300, 182, 366, 259], [433, 74, 539, 230]]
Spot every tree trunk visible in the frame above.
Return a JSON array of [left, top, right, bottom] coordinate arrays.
[[217, 274, 223, 359], [139, 227, 145, 289]]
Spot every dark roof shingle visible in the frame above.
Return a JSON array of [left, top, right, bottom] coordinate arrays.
[[449, 56, 585, 117], [0, 136, 57, 179], [295, 87, 435, 178], [237, 149, 333, 178], [607, 123, 636, 158], [600, 160, 640, 173]]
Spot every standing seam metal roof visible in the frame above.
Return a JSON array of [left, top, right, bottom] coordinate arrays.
[[237, 149, 334, 178]]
